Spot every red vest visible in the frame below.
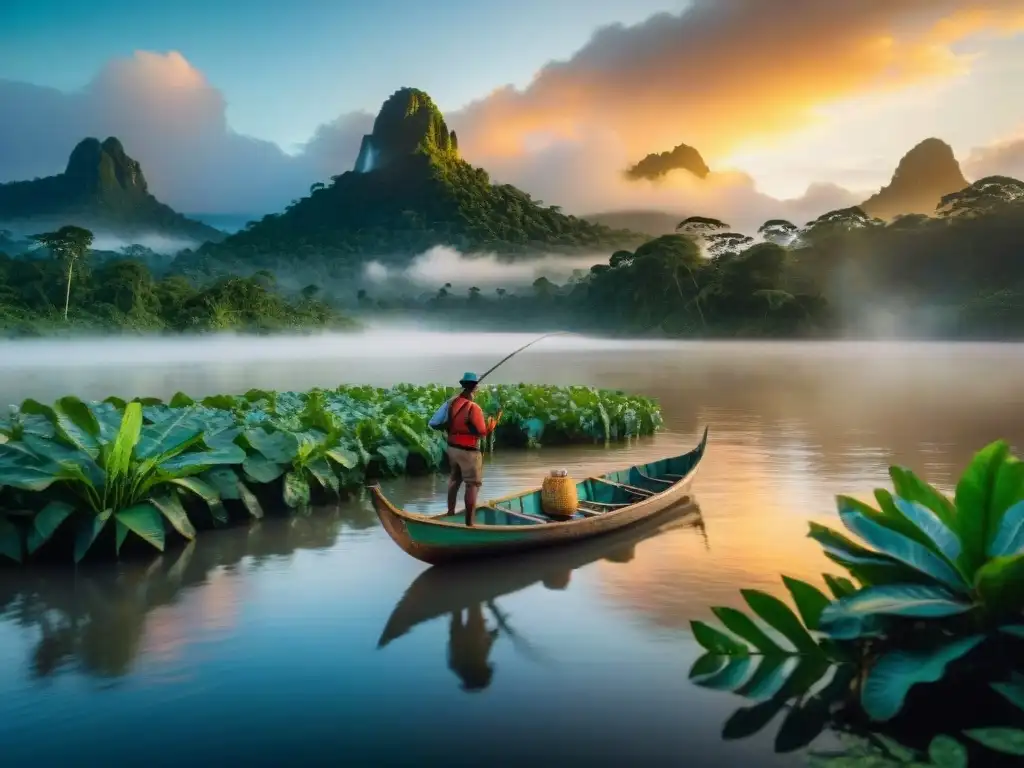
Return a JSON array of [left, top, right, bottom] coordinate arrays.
[[448, 397, 480, 449]]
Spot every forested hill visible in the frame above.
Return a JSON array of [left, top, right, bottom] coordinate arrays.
[[0, 137, 224, 243], [181, 88, 642, 277]]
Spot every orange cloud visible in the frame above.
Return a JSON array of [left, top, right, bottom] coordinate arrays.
[[451, 0, 1023, 164]]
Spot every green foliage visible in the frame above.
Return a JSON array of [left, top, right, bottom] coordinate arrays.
[[689, 441, 1024, 759], [0, 254, 356, 335], [0, 397, 247, 560], [0, 384, 661, 562]]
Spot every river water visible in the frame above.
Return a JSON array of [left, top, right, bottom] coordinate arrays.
[[0, 332, 1022, 766]]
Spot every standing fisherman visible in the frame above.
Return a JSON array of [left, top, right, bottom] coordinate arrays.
[[428, 334, 562, 524], [444, 372, 501, 526]]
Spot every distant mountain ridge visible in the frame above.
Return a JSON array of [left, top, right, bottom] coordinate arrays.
[[860, 138, 969, 220], [625, 143, 710, 182], [186, 87, 642, 276], [0, 137, 224, 243]]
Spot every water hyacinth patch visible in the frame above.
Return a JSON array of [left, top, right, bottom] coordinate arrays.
[[688, 440, 1024, 756], [0, 383, 662, 563]]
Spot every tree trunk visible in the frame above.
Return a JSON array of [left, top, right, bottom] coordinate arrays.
[[676, 267, 707, 327], [63, 261, 74, 321]]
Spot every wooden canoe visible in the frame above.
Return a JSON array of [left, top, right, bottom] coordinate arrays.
[[369, 426, 709, 565], [377, 503, 705, 649]]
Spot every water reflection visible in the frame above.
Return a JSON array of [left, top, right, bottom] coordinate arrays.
[[0, 505, 364, 680], [378, 503, 705, 693]]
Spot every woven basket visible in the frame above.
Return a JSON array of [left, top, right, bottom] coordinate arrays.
[[541, 469, 578, 519]]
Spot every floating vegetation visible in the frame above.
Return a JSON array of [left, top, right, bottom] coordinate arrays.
[[688, 440, 1024, 761], [0, 384, 662, 563]]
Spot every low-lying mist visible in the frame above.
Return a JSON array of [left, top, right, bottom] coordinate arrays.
[[362, 245, 610, 292], [0, 222, 201, 257], [89, 231, 201, 255]]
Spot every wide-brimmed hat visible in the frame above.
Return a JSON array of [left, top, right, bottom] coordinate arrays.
[[459, 371, 480, 388]]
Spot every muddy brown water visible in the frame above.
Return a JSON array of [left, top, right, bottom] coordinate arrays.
[[0, 331, 1021, 766]]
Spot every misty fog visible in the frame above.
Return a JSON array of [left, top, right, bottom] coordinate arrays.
[[362, 245, 609, 292]]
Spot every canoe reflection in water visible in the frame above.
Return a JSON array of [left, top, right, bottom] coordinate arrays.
[[378, 499, 707, 692]]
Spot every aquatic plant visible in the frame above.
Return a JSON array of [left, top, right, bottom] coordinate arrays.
[[0, 397, 246, 561], [688, 440, 1024, 760], [0, 383, 661, 563]]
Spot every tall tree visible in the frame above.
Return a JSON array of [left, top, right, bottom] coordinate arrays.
[[675, 215, 729, 246], [757, 219, 800, 246], [30, 225, 94, 320]]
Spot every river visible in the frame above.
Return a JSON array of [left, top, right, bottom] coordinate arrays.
[[0, 332, 1022, 766]]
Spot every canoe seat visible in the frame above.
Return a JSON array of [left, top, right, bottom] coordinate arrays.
[[636, 472, 674, 487], [593, 478, 655, 498], [490, 504, 550, 524]]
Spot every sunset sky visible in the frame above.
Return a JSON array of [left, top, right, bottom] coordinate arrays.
[[1, 0, 1022, 222]]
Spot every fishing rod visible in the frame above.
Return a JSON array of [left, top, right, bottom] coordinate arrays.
[[476, 331, 568, 386], [435, 331, 568, 417]]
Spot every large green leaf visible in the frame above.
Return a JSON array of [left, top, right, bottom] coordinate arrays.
[[819, 584, 973, 632], [987, 500, 1024, 557], [136, 408, 205, 461], [891, 496, 962, 565], [115, 503, 165, 552], [973, 554, 1024, 616], [808, 522, 919, 585], [0, 451, 62, 491], [781, 576, 832, 631], [991, 457, 1024, 528], [690, 620, 750, 656], [53, 396, 101, 457], [282, 470, 311, 508], [928, 735, 968, 768], [27, 500, 74, 554], [0, 517, 22, 562], [204, 425, 242, 449], [741, 589, 824, 656], [305, 457, 339, 493], [955, 440, 1010, 576], [170, 476, 228, 524], [888, 465, 957, 527], [376, 443, 410, 475], [202, 467, 242, 500], [149, 492, 197, 540], [74, 509, 112, 562], [325, 446, 358, 469], [242, 454, 285, 484], [169, 392, 195, 407], [861, 635, 984, 721], [106, 402, 143, 483], [711, 606, 786, 655], [836, 497, 968, 592], [992, 673, 1024, 712], [157, 444, 246, 475], [244, 427, 299, 463], [846, 493, 932, 550], [19, 434, 104, 488], [237, 481, 264, 519], [963, 728, 1024, 756], [822, 574, 857, 599]]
